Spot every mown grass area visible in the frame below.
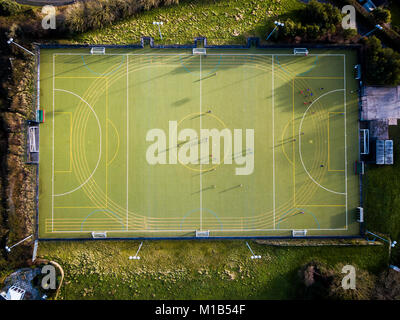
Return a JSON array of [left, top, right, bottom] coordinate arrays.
[[365, 125, 400, 263], [73, 0, 304, 45], [38, 240, 388, 299]]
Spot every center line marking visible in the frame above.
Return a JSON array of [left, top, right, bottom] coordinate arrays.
[[272, 55, 276, 229], [126, 54, 129, 231]]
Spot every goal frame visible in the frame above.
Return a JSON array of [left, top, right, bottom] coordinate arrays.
[[294, 48, 309, 56], [196, 230, 210, 237], [193, 48, 206, 55], [91, 231, 107, 238], [292, 229, 307, 237], [90, 47, 106, 55]]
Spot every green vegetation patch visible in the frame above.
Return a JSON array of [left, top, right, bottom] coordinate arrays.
[[38, 240, 388, 299], [74, 0, 304, 45]]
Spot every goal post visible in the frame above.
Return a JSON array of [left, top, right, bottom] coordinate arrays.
[[196, 230, 210, 237], [292, 229, 307, 237], [360, 129, 369, 155], [354, 64, 361, 80], [193, 48, 206, 55], [90, 47, 105, 55], [91, 231, 107, 238], [356, 207, 364, 223], [294, 48, 309, 56]]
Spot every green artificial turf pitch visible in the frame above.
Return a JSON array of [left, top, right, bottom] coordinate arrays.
[[38, 47, 360, 239]]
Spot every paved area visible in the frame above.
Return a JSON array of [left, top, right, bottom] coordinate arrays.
[[369, 120, 389, 140], [361, 86, 400, 120]]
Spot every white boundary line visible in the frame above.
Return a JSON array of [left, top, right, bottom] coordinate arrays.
[[48, 52, 350, 235], [126, 55, 129, 231], [52, 89, 102, 197], [298, 89, 347, 195], [48, 227, 348, 233], [272, 55, 276, 229], [344, 56, 348, 229], [52, 54, 55, 232], [199, 54, 203, 231], [53, 53, 346, 57]]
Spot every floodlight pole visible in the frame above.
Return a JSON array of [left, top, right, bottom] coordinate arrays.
[[245, 242, 261, 259], [365, 230, 395, 246], [5, 234, 33, 253], [266, 21, 284, 41], [362, 24, 383, 37], [7, 38, 35, 56], [153, 21, 164, 40], [129, 242, 143, 260]]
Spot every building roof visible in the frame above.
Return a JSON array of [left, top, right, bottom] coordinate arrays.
[[6, 286, 26, 300], [361, 86, 400, 121]]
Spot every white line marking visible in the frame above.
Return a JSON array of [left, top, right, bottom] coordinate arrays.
[[53, 88, 102, 197], [199, 54, 203, 231], [126, 55, 129, 231], [48, 227, 347, 233], [344, 56, 348, 229], [272, 55, 276, 229], [52, 54, 55, 232], [54, 53, 346, 57], [298, 89, 346, 195]]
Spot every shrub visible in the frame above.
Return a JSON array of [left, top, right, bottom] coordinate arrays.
[[297, 261, 376, 300], [0, 0, 22, 17], [302, 0, 342, 29], [372, 7, 391, 24], [65, 0, 179, 34], [343, 28, 357, 40], [364, 36, 400, 85], [278, 0, 345, 42]]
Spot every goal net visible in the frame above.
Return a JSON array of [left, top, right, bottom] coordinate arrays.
[[90, 47, 105, 55], [294, 48, 309, 56], [292, 229, 307, 237], [196, 230, 210, 237], [356, 207, 364, 223], [91, 231, 107, 238], [29, 127, 39, 153], [354, 64, 361, 80], [193, 48, 206, 55]]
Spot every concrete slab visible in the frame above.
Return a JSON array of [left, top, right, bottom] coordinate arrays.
[[361, 86, 400, 121]]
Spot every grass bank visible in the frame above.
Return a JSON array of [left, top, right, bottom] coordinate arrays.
[[365, 125, 400, 264], [38, 240, 387, 299], [73, 0, 304, 45]]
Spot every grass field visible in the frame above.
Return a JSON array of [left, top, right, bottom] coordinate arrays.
[[38, 46, 360, 239]]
